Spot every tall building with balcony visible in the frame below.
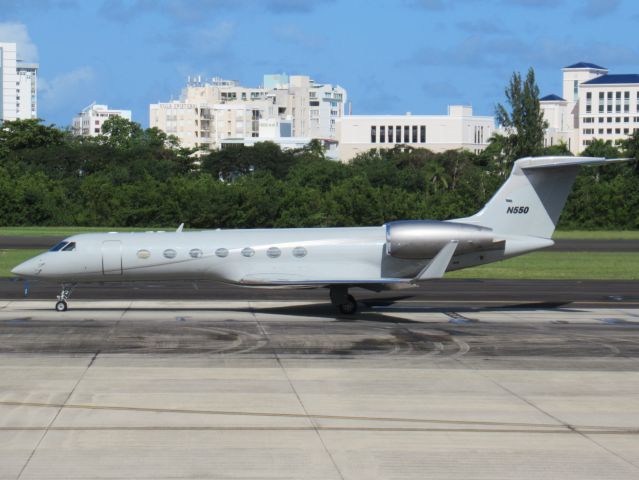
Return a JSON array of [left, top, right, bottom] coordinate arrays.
[[0, 42, 38, 121], [541, 62, 639, 153], [337, 106, 495, 162], [71, 102, 132, 136], [149, 74, 347, 150]]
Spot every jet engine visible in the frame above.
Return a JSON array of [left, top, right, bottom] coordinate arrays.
[[385, 220, 496, 259]]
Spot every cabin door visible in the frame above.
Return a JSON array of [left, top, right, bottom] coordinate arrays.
[[102, 240, 123, 275]]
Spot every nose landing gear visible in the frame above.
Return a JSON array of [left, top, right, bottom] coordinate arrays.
[[55, 284, 75, 312], [330, 285, 358, 315]]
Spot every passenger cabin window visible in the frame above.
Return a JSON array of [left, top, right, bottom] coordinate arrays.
[[61, 242, 76, 251]]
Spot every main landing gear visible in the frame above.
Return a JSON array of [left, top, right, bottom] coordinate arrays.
[[330, 285, 358, 315], [55, 284, 75, 312]]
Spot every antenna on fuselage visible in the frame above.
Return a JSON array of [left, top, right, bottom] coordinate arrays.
[[176, 223, 184, 233]]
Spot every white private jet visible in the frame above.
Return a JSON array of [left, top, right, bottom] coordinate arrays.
[[11, 156, 631, 313]]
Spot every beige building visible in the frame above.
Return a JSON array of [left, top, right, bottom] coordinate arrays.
[[150, 74, 347, 150], [541, 62, 639, 153], [337, 106, 494, 162]]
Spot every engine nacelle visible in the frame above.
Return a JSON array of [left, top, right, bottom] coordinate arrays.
[[385, 220, 496, 259]]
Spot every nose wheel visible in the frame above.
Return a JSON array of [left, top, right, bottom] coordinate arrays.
[[54, 284, 75, 312]]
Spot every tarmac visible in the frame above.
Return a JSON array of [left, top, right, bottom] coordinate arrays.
[[1, 290, 639, 479]]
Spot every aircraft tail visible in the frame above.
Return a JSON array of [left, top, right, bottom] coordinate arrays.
[[455, 156, 631, 239]]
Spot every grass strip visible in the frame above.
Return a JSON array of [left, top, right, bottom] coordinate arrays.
[[447, 252, 639, 280]]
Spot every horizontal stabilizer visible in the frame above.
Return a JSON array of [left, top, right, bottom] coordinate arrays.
[[517, 156, 631, 170], [413, 241, 458, 282]]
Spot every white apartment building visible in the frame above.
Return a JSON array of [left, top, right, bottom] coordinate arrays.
[[337, 106, 494, 162], [71, 102, 132, 136], [0, 42, 38, 121], [149, 74, 347, 150], [541, 62, 639, 154]]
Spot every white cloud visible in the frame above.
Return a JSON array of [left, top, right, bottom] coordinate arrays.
[[0, 22, 38, 61], [39, 67, 96, 111]]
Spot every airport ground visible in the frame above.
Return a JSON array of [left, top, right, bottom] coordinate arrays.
[[0, 233, 638, 479]]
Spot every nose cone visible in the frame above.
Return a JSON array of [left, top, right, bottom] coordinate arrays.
[[11, 258, 42, 278]]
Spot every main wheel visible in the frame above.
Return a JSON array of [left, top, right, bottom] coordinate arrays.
[[55, 300, 67, 312], [338, 295, 357, 314]]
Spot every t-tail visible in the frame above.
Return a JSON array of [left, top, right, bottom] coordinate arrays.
[[455, 156, 631, 239]]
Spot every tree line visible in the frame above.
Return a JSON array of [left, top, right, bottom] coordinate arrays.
[[0, 68, 637, 230]]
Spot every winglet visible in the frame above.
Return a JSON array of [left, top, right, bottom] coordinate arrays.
[[412, 241, 458, 282], [176, 223, 184, 233]]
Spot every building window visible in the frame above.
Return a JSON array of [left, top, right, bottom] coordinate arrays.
[[388, 125, 393, 143], [599, 92, 605, 113], [573, 80, 578, 100], [371, 126, 376, 143], [586, 92, 592, 113], [616, 91, 621, 112], [598, 128, 604, 134], [599, 117, 604, 123], [412, 125, 417, 143], [420, 125, 426, 143], [396, 126, 401, 143], [380, 125, 386, 143], [607, 92, 613, 112]]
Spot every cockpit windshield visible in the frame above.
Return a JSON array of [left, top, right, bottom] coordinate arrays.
[[49, 241, 68, 252], [49, 241, 76, 252], [62, 242, 76, 251]]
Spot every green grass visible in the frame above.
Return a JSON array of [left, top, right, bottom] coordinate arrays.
[[0, 249, 45, 277], [553, 230, 639, 240], [447, 252, 639, 280]]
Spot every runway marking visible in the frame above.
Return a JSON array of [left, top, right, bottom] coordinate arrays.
[[1, 400, 637, 433], [0, 426, 637, 435]]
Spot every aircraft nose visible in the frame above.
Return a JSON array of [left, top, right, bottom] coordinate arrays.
[[11, 258, 42, 278]]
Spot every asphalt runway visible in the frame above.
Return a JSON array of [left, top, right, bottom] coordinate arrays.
[[1, 235, 639, 251], [1, 278, 638, 310]]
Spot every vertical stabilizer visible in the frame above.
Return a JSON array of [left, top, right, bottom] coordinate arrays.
[[454, 156, 629, 238]]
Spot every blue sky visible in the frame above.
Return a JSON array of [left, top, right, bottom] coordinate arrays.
[[1, 0, 638, 128]]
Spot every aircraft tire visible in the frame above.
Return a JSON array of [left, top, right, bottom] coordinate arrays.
[[338, 295, 357, 315], [55, 300, 68, 312]]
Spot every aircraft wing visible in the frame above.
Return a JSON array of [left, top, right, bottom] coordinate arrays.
[[239, 241, 459, 288]]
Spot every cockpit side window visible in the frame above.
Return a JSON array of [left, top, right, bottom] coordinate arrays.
[[61, 242, 76, 252], [49, 242, 68, 252]]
